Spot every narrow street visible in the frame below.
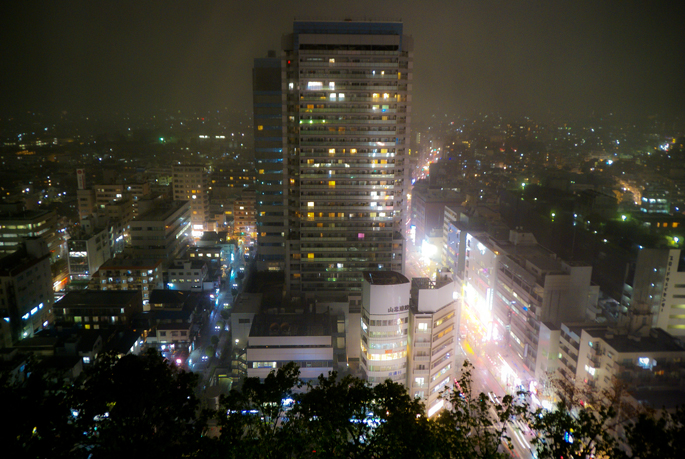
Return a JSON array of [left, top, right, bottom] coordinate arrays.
[[188, 242, 250, 395]]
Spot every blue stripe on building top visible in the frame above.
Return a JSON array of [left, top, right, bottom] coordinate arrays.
[[293, 21, 403, 36]]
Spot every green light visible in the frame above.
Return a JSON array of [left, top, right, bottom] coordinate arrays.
[[621, 215, 627, 221], [675, 237, 680, 244], [159, 137, 164, 142]]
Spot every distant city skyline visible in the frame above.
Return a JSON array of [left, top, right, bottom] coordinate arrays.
[[2, 0, 685, 122]]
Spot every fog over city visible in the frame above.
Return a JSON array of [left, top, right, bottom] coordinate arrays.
[[3, 2, 685, 458], [2, 0, 684, 120]]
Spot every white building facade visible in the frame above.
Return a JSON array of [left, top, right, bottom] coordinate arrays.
[[361, 271, 411, 386]]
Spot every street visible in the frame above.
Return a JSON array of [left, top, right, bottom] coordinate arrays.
[[188, 242, 250, 392], [458, 342, 535, 459], [404, 246, 536, 459]]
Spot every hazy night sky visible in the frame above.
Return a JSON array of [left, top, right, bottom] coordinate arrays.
[[2, 0, 684, 121]]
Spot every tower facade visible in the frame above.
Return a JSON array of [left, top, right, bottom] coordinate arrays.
[[253, 54, 287, 271], [282, 20, 413, 301]]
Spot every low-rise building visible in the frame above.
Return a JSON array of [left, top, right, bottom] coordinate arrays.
[[166, 260, 210, 291], [230, 293, 262, 348], [54, 290, 142, 329], [246, 313, 334, 382], [148, 289, 190, 310]]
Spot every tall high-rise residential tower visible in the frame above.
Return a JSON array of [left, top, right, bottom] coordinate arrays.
[[278, 20, 413, 302]]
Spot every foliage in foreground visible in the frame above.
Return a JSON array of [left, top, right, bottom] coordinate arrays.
[[3, 352, 685, 459]]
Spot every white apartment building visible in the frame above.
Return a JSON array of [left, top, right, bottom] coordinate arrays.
[[621, 248, 685, 336], [576, 327, 685, 398], [166, 260, 209, 292]]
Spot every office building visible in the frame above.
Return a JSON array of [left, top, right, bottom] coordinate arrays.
[[77, 188, 96, 221], [67, 226, 111, 284], [411, 187, 462, 245], [172, 164, 209, 236], [127, 200, 191, 262], [0, 208, 63, 262], [281, 20, 413, 301], [640, 184, 670, 214], [408, 275, 459, 417], [0, 239, 54, 342], [359, 270, 458, 416]]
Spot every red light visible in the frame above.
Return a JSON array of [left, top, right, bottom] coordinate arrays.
[[287, 60, 291, 64]]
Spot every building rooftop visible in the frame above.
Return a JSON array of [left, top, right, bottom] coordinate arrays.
[[156, 322, 191, 330], [100, 257, 162, 269], [134, 200, 189, 222], [0, 208, 55, 221], [631, 389, 685, 411], [363, 271, 410, 285], [249, 313, 331, 337], [233, 293, 262, 314], [200, 232, 221, 242], [586, 327, 685, 354], [0, 248, 49, 277], [104, 330, 142, 355], [149, 289, 189, 306], [413, 188, 462, 203], [56, 290, 141, 307]]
